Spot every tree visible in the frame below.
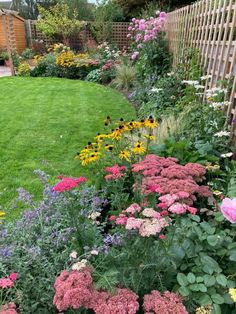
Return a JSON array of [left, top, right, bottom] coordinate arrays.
[[64, 0, 94, 21], [37, 3, 82, 45], [11, 0, 58, 19]]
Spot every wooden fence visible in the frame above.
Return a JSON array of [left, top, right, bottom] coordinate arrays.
[[25, 20, 130, 50], [165, 0, 236, 146]]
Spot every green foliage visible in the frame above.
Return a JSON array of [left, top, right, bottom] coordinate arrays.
[[135, 33, 171, 85], [30, 53, 60, 77], [37, 3, 82, 45], [21, 48, 35, 60], [226, 162, 236, 198], [91, 0, 125, 43], [138, 73, 183, 119], [113, 62, 137, 90], [64, 0, 94, 21], [17, 62, 31, 77], [86, 69, 102, 83]]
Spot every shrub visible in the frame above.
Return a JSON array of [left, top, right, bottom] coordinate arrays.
[[113, 62, 137, 90], [86, 69, 102, 83], [17, 62, 31, 77], [21, 48, 34, 60], [30, 53, 60, 77]]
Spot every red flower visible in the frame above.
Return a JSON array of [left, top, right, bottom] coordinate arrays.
[[159, 234, 166, 240], [53, 176, 87, 193]]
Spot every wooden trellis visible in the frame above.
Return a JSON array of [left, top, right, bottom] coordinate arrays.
[[26, 20, 130, 50], [165, 0, 236, 146]]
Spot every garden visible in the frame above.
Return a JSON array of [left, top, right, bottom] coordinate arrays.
[[0, 1, 236, 314]]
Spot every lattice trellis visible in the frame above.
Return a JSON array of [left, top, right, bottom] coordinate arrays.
[[165, 0, 236, 146], [27, 20, 130, 50]]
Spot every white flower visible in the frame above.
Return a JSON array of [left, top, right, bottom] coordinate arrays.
[[69, 251, 78, 259], [150, 87, 163, 93], [182, 80, 199, 86], [88, 212, 101, 220], [72, 259, 87, 271], [167, 71, 174, 76], [60, 135, 63, 138], [221, 152, 233, 158], [90, 250, 99, 256], [194, 85, 205, 90], [200, 75, 211, 80], [214, 131, 230, 137]]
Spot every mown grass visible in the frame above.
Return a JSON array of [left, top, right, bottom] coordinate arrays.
[[0, 77, 135, 219]]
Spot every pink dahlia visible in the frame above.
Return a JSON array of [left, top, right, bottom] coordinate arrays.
[[53, 176, 87, 192], [220, 198, 236, 223]]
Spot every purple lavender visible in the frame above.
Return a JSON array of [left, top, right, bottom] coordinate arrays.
[[33, 169, 49, 185], [0, 245, 14, 258], [17, 187, 33, 206]]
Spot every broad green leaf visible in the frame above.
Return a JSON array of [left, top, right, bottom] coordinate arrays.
[[216, 274, 227, 287], [198, 294, 212, 305], [204, 275, 216, 287], [189, 284, 200, 291], [177, 273, 188, 286], [207, 235, 219, 246], [212, 303, 221, 314], [179, 286, 190, 297], [229, 250, 236, 261], [187, 273, 196, 284], [198, 283, 207, 292], [211, 294, 225, 304], [196, 276, 204, 283]]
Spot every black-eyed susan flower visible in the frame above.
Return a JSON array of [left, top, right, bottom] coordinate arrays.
[[133, 142, 146, 154], [105, 144, 114, 151], [119, 150, 131, 161], [109, 129, 122, 140], [95, 133, 108, 142], [88, 151, 101, 163], [143, 118, 158, 129], [104, 116, 112, 125]]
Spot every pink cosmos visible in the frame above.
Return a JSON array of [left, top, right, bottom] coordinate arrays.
[[220, 198, 236, 223], [53, 177, 87, 192], [125, 203, 141, 214], [144, 34, 150, 42], [0, 278, 14, 289], [159, 12, 167, 18]]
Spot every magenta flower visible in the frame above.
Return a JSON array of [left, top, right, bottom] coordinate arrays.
[[0, 278, 14, 289], [9, 273, 18, 281], [220, 198, 236, 223], [53, 176, 87, 192]]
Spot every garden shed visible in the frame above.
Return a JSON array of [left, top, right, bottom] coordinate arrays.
[[0, 9, 26, 53]]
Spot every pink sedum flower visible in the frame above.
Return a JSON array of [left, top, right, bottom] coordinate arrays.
[[0, 302, 18, 314], [53, 176, 87, 192], [126, 217, 143, 230], [0, 278, 14, 289], [8, 273, 18, 282], [126, 203, 141, 214], [220, 198, 236, 223]]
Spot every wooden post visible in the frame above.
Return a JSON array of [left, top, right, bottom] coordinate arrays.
[[2, 14, 15, 76]]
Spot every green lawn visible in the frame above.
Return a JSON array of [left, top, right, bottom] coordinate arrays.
[[0, 77, 135, 219]]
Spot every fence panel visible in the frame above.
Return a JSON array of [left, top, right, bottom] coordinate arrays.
[[165, 0, 236, 146], [26, 20, 130, 50]]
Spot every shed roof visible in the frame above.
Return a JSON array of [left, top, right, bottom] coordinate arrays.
[[0, 9, 24, 21]]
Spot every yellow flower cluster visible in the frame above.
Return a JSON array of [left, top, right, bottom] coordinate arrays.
[[195, 305, 212, 314], [76, 116, 158, 166], [205, 163, 220, 171], [56, 51, 76, 67], [229, 288, 236, 302], [48, 43, 70, 54], [56, 52, 95, 68]]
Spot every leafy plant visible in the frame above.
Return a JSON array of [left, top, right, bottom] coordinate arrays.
[[17, 62, 31, 77]]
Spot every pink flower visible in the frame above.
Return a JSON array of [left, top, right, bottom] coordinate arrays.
[[220, 198, 236, 223], [104, 165, 126, 181], [126, 203, 141, 214], [0, 278, 14, 289], [126, 217, 143, 230], [168, 203, 187, 214], [159, 12, 167, 18], [159, 234, 165, 240], [143, 290, 188, 314], [0, 302, 18, 314], [131, 51, 139, 60], [142, 208, 161, 218], [53, 176, 87, 192], [8, 273, 18, 282], [149, 185, 161, 193], [109, 215, 116, 221], [115, 215, 128, 225], [187, 207, 197, 215]]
